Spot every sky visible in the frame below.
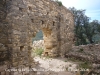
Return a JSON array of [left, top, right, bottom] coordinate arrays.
[[59, 0, 100, 21]]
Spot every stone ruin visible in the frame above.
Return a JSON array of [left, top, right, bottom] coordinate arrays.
[[67, 44, 100, 63], [66, 44, 100, 74], [0, 0, 74, 75]]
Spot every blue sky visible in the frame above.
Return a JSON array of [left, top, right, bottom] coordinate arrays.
[[59, 0, 100, 21]]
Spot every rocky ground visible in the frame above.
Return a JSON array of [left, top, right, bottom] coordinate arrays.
[[32, 40, 100, 75], [66, 45, 100, 74], [33, 56, 80, 75], [66, 44, 100, 63]]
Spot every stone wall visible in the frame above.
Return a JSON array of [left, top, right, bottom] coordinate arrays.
[[67, 44, 100, 63], [6, 0, 74, 57], [0, 0, 12, 75], [0, 0, 74, 75]]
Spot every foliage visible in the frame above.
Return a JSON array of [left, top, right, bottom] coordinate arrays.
[[34, 48, 44, 56], [84, 20, 100, 43], [55, 0, 62, 6], [69, 7, 100, 45]]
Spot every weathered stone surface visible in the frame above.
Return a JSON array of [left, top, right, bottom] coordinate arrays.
[[67, 44, 100, 63], [0, 0, 74, 75]]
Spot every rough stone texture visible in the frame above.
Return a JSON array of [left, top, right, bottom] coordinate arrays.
[[66, 44, 100, 63], [0, 0, 74, 75], [0, 0, 11, 74], [66, 44, 100, 74]]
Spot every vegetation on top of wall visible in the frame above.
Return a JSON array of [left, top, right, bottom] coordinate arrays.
[[55, 0, 63, 6]]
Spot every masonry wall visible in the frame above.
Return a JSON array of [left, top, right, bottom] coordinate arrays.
[[0, 0, 11, 75], [0, 0, 74, 75]]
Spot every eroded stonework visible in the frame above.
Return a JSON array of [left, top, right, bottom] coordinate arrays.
[[67, 44, 100, 63], [0, 0, 74, 75]]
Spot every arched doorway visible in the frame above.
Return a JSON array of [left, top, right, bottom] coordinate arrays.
[[32, 27, 59, 57]]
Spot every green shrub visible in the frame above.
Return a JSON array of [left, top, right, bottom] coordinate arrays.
[[34, 48, 44, 56], [55, 0, 62, 6]]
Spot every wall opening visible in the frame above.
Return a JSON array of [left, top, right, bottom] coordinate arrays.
[[32, 28, 53, 57], [20, 46, 24, 51], [32, 30, 44, 56], [32, 30, 43, 42]]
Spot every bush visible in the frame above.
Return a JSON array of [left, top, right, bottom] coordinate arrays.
[[55, 0, 63, 6], [34, 48, 44, 56]]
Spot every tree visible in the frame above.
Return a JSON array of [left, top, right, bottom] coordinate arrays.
[[69, 7, 88, 45], [95, 20, 100, 33], [69, 7, 100, 45], [88, 20, 100, 43], [84, 20, 98, 43]]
